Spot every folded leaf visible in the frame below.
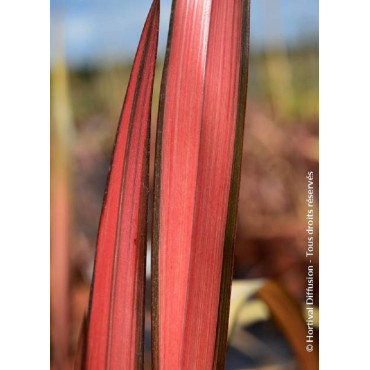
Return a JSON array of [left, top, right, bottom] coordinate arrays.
[[79, 1, 159, 368], [152, 0, 250, 368]]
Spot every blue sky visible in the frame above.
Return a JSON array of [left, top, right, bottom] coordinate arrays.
[[51, 0, 319, 67]]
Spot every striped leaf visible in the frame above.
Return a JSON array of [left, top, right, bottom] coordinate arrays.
[[78, 1, 159, 368], [152, 0, 250, 368]]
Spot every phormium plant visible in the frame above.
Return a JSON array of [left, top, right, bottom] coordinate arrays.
[[76, 0, 251, 368]]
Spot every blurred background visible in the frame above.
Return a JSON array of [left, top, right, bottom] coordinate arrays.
[[51, 0, 319, 368]]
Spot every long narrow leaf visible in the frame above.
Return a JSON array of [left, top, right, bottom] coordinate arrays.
[[80, 2, 159, 369], [51, 26, 73, 370], [74, 313, 88, 370], [257, 281, 319, 370], [152, 0, 250, 368]]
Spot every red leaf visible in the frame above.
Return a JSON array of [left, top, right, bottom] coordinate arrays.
[[152, 0, 250, 368], [80, 1, 159, 369]]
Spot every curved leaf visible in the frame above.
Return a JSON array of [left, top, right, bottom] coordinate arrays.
[[77, 2, 160, 369]]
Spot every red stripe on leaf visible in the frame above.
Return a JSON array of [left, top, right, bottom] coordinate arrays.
[[81, 2, 159, 369], [152, 0, 250, 368]]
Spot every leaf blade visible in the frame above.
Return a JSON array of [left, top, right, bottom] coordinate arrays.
[[257, 281, 319, 370], [81, 2, 159, 369], [152, 0, 250, 368]]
